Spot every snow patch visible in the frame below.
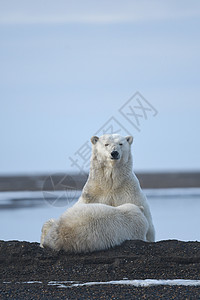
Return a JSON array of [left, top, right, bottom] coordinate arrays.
[[4, 279, 200, 288], [61, 279, 200, 288]]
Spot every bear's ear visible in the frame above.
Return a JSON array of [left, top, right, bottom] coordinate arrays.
[[126, 136, 133, 145], [91, 136, 99, 145]]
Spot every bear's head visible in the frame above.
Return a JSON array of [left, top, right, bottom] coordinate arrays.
[[90, 134, 133, 165]]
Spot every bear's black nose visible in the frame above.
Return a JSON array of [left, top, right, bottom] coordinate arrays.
[[111, 150, 119, 159]]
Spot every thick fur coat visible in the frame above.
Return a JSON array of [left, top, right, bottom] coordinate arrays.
[[40, 203, 148, 253], [77, 134, 155, 242]]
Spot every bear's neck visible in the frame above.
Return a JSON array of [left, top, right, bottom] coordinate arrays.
[[88, 154, 133, 190]]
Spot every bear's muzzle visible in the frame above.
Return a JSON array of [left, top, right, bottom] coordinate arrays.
[[111, 150, 120, 160]]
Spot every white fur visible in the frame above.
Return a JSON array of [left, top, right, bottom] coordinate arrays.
[[40, 203, 148, 253], [77, 134, 155, 242], [40, 219, 56, 249]]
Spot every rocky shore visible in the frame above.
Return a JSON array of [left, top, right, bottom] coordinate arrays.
[[1, 171, 200, 191], [0, 239, 200, 299]]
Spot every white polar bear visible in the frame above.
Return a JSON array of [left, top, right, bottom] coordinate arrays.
[[77, 134, 155, 242], [40, 203, 148, 253]]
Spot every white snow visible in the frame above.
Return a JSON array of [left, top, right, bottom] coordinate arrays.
[[3, 279, 200, 287], [57, 279, 200, 288]]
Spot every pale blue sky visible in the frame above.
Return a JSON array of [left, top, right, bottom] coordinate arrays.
[[0, 0, 200, 174]]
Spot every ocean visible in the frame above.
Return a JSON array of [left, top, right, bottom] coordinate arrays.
[[0, 188, 200, 242]]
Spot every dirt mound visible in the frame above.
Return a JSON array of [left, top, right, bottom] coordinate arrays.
[[0, 240, 200, 299]]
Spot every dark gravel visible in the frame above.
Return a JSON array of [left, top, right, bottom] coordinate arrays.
[[0, 239, 200, 299]]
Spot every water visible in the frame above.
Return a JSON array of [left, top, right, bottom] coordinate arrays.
[[0, 188, 200, 242]]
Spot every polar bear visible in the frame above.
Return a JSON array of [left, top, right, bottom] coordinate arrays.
[[76, 134, 155, 242], [40, 203, 148, 253]]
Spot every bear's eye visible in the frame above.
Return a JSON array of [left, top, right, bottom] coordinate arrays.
[[105, 144, 109, 147], [119, 143, 123, 146]]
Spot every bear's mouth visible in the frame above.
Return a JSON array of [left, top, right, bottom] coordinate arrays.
[[111, 157, 120, 160]]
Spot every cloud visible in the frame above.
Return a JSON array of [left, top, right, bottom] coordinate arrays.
[[0, 0, 200, 25], [0, 14, 131, 25]]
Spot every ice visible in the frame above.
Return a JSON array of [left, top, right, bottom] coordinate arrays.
[[59, 279, 200, 288], [3, 279, 200, 287]]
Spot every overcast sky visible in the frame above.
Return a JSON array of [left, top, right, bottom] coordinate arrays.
[[0, 0, 200, 174]]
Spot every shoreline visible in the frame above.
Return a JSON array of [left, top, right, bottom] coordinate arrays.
[[0, 171, 200, 192]]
